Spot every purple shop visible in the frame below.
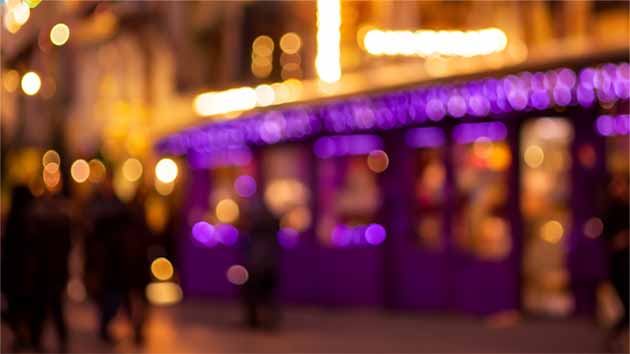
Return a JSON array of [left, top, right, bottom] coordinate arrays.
[[156, 57, 629, 317]]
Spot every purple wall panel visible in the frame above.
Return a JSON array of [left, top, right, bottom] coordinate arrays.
[[179, 168, 239, 299]]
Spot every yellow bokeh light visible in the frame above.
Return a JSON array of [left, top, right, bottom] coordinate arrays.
[[88, 159, 106, 183], [271, 82, 290, 103], [155, 158, 178, 183], [540, 220, 564, 244], [151, 257, 174, 281], [252, 35, 274, 57], [280, 32, 302, 54], [21, 71, 41, 96], [145, 196, 169, 234], [281, 206, 312, 232], [145, 282, 182, 306], [113, 172, 137, 202], [44, 162, 59, 174], [363, 27, 508, 58], [193, 87, 257, 117], [524, 145, 544, 168], [3, 70, 20, 92], [216, 198, 239, 224], [42, 150, 60, 167], [70, 159, 90, 183], [12, 2, 30, 25], [4, 11, 20, 34], [255, 84, 275, 107], [50, 23, 70, 46], [43, 169, 61, 190], [155, 179, 175, 196], [316, 0, 341, 83], [122, 158, 143, 182], [367, 150, 389, 173], [488, 144, 511, 171], [251, 62, 273, 79]]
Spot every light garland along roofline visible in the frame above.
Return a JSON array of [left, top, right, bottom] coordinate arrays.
[[156, 61, 629, 157]]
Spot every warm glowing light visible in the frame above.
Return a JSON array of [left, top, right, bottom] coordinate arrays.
[[4, 11, 20, 34], [21, 71, 41, 96], [524, 145, 544, 168], [12, 2, 30, 25], [280, 32, 302, 54], [155, 158, 178, 183], [251, 61, 273, 79], [88, 159, 106, 183], [280, 206, 311, 232], [316, 0, 341, 83], [42, 150, 60, 167], [255, 84, 275, 106], [367, 150, 389, 173], [122, 158, 143, 182], [114, 171, 137, 202], [226, 265, 249, 285], [44, 162, 59, 174], [50, 23, 70, 46], [155, 179, 175, 196], [215, 198, 239, 224], [264, 179, 309, 215], [3, 70, 20, 92], [43, 168, 61, 190], [271, 82, 291, 103], [145, 196, 168, 233], [151, 257, 174, 281], [252, 35, 274, 57], [193, 79, 304, 117], [284, 79, 303, 99], [146, 282, 182, 305], [194, 87, 257, 117], [70, 159, 90, 183], [541, 220, 564, 244], [583, 217, 603, 239], [363, 28, 508, 58]]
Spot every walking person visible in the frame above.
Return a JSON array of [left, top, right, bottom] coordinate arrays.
[[241, 196, 281, 330]]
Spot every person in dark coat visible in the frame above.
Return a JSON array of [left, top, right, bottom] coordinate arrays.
[[1, 186, 35, 351], [84, 181, 150, 344], [27, 193, 72, 352], [603, 173, 629, 346], [241, 196, 280, 329]]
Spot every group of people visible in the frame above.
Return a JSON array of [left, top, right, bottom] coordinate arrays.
[[1, 179, 153, 352]]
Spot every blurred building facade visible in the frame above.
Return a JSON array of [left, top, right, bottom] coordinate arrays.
[[1, 1, 629, 317]]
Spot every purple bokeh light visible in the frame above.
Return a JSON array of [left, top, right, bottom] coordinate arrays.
[[234, 175, 257, 198], [596, 114, 630, 136], [405, 127, 445, 148], [192, 221, 217, 248], [365, 224, 387, 245], [452, 122, 507, 144], [215, 224, 239, 246], [156, 63, 628, 157], [313, 134, 383, 159], [277, 228, 299, 248]]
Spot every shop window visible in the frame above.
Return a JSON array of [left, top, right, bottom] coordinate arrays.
[[521, 118, 574, 316], [452, 122, 512, 261], [261, 146, 312, 248], [406, 127, 446, 250], [315, 135, 385, 247]]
